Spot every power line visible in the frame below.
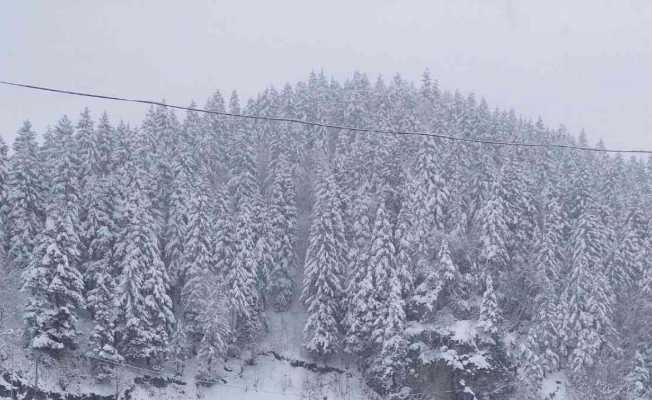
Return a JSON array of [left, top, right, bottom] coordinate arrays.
[[1, 79, 651, 155]]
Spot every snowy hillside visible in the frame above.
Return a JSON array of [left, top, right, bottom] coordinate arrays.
[[0, 70, 651, 400]]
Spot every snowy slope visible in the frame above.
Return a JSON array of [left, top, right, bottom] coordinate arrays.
[[1, 267, 372, 400]]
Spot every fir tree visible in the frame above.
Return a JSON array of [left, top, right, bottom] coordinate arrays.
[[267, 152, 297, 311], [196, 277, 230, 381], [7, 121, 43, 269], [369, 261, 408, 397], [227, 206, 261, 344], [181, 183, 215, 344], [22, 116, 84, 354], [114, 169, 174, 364], [561, 201, 616, 371], [394, 193, 415, 302], [609, 206, 647, 296], [346, 201, 395, 355], [411, 137, 450, 237], [478, 179, 509, 276], [86, 267, 122, 381], [625, 351, 650, 400], [526, 193, 565, 375], [0, 137, 9, 254], [212, 186, 235, 279], [302, 155, 347, 357], [411, 238, 461, 316], [478, 275, 501, 345], [75, 108, 97, 184], [22, 213, 84, 353]]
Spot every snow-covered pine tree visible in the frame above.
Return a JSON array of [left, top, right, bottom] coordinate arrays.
[[343, 180, 373, 347], [498, 152, 537, 265], [368, 245, 408, 398], [22, 115, 85, 354], [412, 238, 462, 318], [394, 189, 415, 302], [478, 275, 501, 345], [196, 277, 230, 381], [253, 207, 274, 308], [608, 205, 647, 297], [410, 137, 450, 240], [227, 204, 261, 345], [202, 90, 228, 181], [625, 351, 650, 400], [22, 212, 84, 353], [212, 185, 235, 278], [0, 137, 9, 255], [164, 159, 190, 307], [561, 192, 617, 372], [75, 108, 97, 184], [83, 175, 117, 315], [267, 151, 297, 311], [302, 153, 347, 357], [114, 165, 174, 364], [225, 132, 265, 343], [346, 200, 395, 355], [86, 264, 122, 381], [181, 181, 215, 346], [142, 236, 176, 364], [478, 178, 509, 278], [7, 121, 43, 269], [76, 116, 123, 380], [526, 193, 565, 375], [94, 112, 114, 176]]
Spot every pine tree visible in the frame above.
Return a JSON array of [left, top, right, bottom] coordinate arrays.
[[499, 153, 537, 263], [202, 90, 228, 180], [411, 137, 450, 237], [561, 200, 616, 372], [181, 183, 215, 344], [346, 201, 395, 355], [412, 238, 462, 316], [478, 275, 501, 345], [114, 169, 174, 364], [526, 193, 565, 375], [347, 180, 372, 277], [625, 351, 650, 400], [212, 186, 235, 279], [164, 162, 190, 306], [0, 137, 9, 254], [22, 116, 85, 354], [369, 261, 408, 397], [302, 155, 347, 357], [394, 193, 415, 302], [609, 206, 647, 296], [227, 205, 261, 344], [267, 152, 297, 311], [253, 208, 274, 308], [7, 121, 43, 269], [196, 277, 230, 381], [478, 179, 509, 276], [87, 266, 122, 381], [75, 108, 97, 183], [22, 213, 85, 353], [84, 175, 117, 315]]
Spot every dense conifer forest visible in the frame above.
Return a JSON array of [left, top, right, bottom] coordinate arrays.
[[0, 71, 650, 399]]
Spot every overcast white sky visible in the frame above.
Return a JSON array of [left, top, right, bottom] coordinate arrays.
[[1, 1, 651, 149]]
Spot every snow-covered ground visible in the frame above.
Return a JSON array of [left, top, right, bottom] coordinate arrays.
[[0, 263, 372, 400]]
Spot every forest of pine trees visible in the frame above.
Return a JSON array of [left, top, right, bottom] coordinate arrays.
[[0, 70, 651, 399]]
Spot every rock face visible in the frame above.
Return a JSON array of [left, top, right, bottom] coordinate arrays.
[[1, 371, 116, 400], [408, 362, 454, 400], [262, 350, 346, 374]]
